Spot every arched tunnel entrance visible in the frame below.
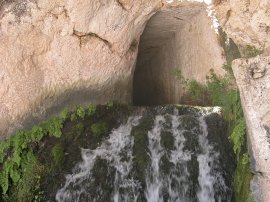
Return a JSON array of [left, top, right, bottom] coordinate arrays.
[[133, 5, 226, 106]]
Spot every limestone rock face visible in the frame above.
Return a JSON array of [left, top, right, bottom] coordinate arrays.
[[0, 0, 160, 136], [233, 56, 270, 202], [214, 1, 270, 199], [0, 0, 224, 136], [213, 0, 270, 50]]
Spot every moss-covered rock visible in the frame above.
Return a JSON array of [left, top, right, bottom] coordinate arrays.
[[182, 131, 199, 153], [160, 131, 174, 152], [51, 144, 64, 169], [89, 158, 115, 200], [179, 115, 199, 131], [131, 115, 153, 185], [91, 121, 109, 138], [65, 123, 85, 141], [234, 154, 253, 202]]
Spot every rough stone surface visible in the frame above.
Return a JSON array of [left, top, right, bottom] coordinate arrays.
[[0, 0, 159, 136], [0, 0, 222, 137], [232, 56, 270, 202], [213, 0, 270, 51]]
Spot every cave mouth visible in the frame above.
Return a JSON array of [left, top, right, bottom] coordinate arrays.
[[133, 6, 225, 106]]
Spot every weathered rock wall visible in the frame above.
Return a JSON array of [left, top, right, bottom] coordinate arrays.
[[213, 1, 270, 201], [233, 56, 270, 202], [213, 0, 270, 51], [0, 0, 221, 136], [0, 0, 159, 136]]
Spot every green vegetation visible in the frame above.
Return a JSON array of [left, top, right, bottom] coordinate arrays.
[[161, 132, 174, 152], [106, 101, 114, 109], [70, 104, 96, 121], [51, 144, 65, 169], [91, 121, 109, 138], [87, 104, 97, 116], [241, 45, 263, 58], [0, 115, 66, 199], [64, 123, 85, 142], [234, 153, 253, 202], [8, 152, 43, 202], [0, 104, 97, 201], [175, 63, 252, 202], [131, 117, 152, 184], [76, 106, 86, 119], [229, 118, 246, 160]]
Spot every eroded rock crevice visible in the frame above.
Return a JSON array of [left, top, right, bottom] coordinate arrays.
[[73, 30, 112, 49]]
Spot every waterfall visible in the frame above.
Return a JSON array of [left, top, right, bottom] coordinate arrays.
[[55, 107, 233, 202]]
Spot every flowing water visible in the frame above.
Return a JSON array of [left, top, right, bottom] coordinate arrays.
[[54, 106, 234, 202]]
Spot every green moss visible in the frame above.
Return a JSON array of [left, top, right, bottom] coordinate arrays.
[[91, 121, 109, 138], [133, 130, 149, 173], [131, 116, 152, 183], [160, 155, 173, 175], [65, 123, 85, 141], [180, 116, 200, 130], [87, 104, 96, 116], [234, 153, 253, 202], [89, 158, 114, 201], [70, 113, 77, 121], [51, 144, 64, 169], [160, 131, 174, 152], [247, 192, 254, 202], [0, 104, 96, 201], [8, 152, 43, 202], [91, 158, 112, 189]]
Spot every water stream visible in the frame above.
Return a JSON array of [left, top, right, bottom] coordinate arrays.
[[55, 106, 234, 202]]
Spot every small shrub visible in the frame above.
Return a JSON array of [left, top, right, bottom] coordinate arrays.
[[41, 117, 63, 138], [60, 108, 69, 120], [172, 68, 187, 85], [76, 106, 86, 119], [186, 80, 208, 105], [234, 153, 253, 202], [87, 104, 96, 116], [106, 101, 114, 109], [229, 119, 246, 160], [241, 45, 263, 58]]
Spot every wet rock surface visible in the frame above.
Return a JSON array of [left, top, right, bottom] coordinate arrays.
[[232, 56, 270, 201]]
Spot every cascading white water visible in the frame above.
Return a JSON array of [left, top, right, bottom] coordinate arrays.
[[145, 115, 166, 202], [56, 116, 142, 202], [196, 116, 228, 202], [56, 107, 232, 202]]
